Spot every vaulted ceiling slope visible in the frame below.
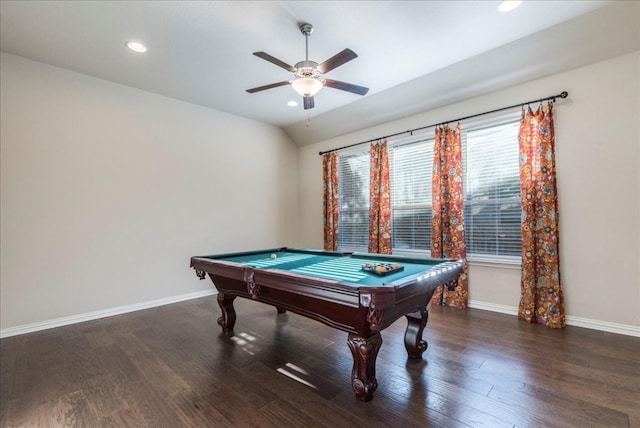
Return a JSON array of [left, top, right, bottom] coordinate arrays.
[[1, 1, 638, 146]]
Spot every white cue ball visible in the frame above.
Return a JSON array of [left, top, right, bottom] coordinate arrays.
[[270, 253, 277, 259]]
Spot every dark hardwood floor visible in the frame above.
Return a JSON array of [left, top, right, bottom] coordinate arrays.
[[1, 296, 639, 427]]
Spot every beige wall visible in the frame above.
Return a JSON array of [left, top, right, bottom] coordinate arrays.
[[298, 51, 640, 332], [2, 51, 638, 336], [0, 53, 299, 331]]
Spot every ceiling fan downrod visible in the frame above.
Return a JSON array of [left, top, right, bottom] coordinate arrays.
[[295, 23, 319, 79], [299, 23, 313, 61]]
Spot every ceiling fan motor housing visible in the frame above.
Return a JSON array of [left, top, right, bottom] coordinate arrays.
[[294, 60, 320, 79]]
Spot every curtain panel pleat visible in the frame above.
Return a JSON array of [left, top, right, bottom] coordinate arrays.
[[431, 124, 469, 308], [368, 141, 392, 254], [518, 103, 565, 328], [322, 152, 339, 251]]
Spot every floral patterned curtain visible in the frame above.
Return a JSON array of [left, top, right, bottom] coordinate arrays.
[[431, 124, 468, 308], [322, 152, 339, 251], [368, 141, 392, 254], [518, 103, 565, 328]]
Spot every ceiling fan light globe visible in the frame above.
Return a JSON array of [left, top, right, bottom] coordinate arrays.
[[292, 77, 323, 97]]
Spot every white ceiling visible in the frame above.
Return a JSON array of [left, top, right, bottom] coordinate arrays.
[[1, 1, 638, 146]]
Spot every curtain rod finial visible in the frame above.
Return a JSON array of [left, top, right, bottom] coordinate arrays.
[[560, 91, 568, 98]]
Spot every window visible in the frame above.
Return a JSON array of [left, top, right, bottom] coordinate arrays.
[[463, 121, 521, 259], [389, 139, 433, 252], [336, 117, 522, 262], [337, 150, 369, 252]]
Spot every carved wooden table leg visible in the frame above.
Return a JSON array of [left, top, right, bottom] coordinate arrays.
[[347, 333, 382, 402], [216, 293, 237, 332], [404, 308, 429, 359]]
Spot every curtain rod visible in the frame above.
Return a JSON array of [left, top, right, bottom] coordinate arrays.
[[318, 91, 568, 156]]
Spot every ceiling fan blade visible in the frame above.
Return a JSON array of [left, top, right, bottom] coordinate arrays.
[[317, 49, 358, 74], [303, 96, 315, 110], [324, 79, 369, 96], [246, 81, 291, 93], [253, 52, 296, 72]]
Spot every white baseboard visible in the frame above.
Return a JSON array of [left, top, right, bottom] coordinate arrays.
[[564, 314, 640, 337], [0, 289, 217, 339], [468, 300, 519, 316], [468, 299, 640, 337], [2, 292, 638, 339]]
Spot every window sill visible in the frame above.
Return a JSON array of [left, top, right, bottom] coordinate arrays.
[[354, 248, 522, 270]]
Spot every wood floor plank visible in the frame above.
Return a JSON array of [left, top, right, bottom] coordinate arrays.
[[330, 387, 473, 428], [240, 360, 363, 426], [1, 296, 638, 427], [175, 358, 279, 411], [48, 390, 100, 427], [488, 381, 631, 428], [168, 389, 235, 427], [174, 382, 280, 428], [258, 398, 321, 427]]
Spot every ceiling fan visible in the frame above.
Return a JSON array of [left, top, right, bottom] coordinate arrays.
[[246, 23, 369, 110]]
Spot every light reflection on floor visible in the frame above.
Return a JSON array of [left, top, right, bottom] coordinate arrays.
[[276, 363, 319, 390], [229, 331, 319, 390], [230, 331, 259, 355]]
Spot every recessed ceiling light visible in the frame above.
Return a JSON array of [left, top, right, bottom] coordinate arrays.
[[288, 100, 299, 107], [498, 0, 521, 12], [126, 41, 147, 53]]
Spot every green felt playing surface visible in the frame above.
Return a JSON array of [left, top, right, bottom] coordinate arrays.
[[210, 249, 443, 286]]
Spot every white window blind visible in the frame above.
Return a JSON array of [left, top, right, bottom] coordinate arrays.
[[389, 139, 433, 253], [337, 151, 370, 252], [334, 118, 522, 262], [463, 121, 521, 258]]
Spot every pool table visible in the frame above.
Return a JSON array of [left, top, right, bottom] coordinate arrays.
[[190, 247, 463, 401]]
